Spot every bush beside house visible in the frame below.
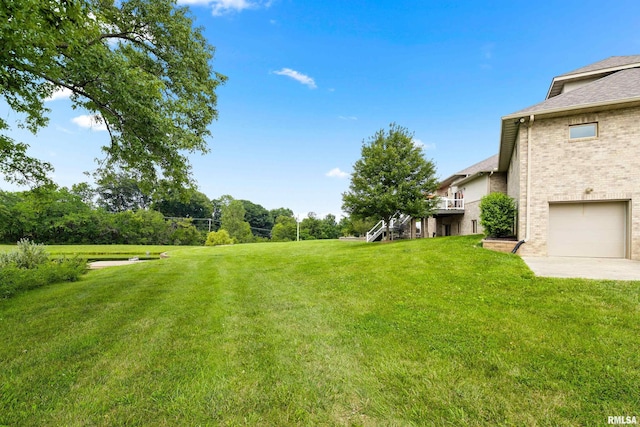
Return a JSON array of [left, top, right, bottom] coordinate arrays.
[[479, 193, 516, 238]]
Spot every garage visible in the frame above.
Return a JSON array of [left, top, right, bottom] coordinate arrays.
[[548, 202, 628, 258]]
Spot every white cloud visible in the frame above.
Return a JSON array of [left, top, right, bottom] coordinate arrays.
[[177, 0, 271, 16], [72, 115, 108, 132], [273, 68, 317, 89], [326, 168, 349, 179], [54, 125, 75, 134], [481, 43, 495, 59], [338, 116, 357, 121], [413, 138, 436, 151], [45, 87, 72, 102]]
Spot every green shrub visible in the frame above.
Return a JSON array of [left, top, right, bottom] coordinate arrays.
[[0, 241, 87, 299], [0, 238, 49, 269], [479, 192, 517, 238], [170, 219, 206, 245], [205, 229, 235, 246]]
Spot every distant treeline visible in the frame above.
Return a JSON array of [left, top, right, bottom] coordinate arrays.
[[0, 184, 374, 245]]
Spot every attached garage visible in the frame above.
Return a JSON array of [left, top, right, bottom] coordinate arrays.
[[548, 202, 628, 258]]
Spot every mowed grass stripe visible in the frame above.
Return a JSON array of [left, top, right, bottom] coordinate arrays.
[[1, 237, 639, 425]]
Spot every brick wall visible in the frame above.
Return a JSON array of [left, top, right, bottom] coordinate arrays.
[[489, 172, 507, 194], [509, 106, 640, 259]]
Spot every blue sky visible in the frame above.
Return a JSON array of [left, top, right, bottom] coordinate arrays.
[[3, 0, 640, 219]]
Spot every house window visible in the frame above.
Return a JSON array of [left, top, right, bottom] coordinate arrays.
[[472, 220, 478, 234], [569, 123, 597, 139]]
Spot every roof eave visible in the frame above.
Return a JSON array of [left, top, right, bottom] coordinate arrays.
[[437, 174, 464, 190], [456, 170, 495, 187], [546, 61, 640, 99], [498, 96, 640, 171]]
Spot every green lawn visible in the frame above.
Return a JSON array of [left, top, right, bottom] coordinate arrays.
[[1, 236, 638, 425], [0, 244, 184, 260]]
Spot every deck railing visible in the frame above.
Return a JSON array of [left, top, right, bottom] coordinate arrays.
[[438, 198, 464, 210], [365, 213, 412, 242]]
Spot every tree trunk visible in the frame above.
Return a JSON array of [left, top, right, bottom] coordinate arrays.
[[384, 216, 391, 241]]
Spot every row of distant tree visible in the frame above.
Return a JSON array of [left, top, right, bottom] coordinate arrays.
[[0, 173, 374, 245]]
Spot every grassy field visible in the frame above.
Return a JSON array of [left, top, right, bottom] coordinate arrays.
[[0, 244, 184, 260], [1, 236, 638, 425]]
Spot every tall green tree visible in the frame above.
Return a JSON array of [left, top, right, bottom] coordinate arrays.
[[269, 208, 294, 224], [153, 188, 213, 220], [271, 216, 297, 242], [240, 200, 273, 238], [95, 172, 151, 213], [339, 215, 377, 237], [299, 213, 321, 240], [319, 214, 340, 239], [342, 124, 438, 240], [220, 199, 253, 243], [0, 0, 226, 189]]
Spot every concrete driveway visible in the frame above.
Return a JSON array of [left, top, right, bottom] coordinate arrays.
[[522, 257, 640, 281]]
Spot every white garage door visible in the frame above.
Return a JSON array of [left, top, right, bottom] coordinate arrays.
[[548, 202, 627, 258]]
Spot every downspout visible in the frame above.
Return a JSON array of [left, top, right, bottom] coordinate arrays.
[[512, 114, 534, 254], [525, 114, 534, 243]]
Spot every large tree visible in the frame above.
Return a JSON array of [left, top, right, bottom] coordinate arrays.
[[271, 215, 297, 242], [153, 188, 213, 219], [0, 0, 226, 189], [220, 199, 253, 243], [94, 172, 151, 212], [342, 124, 438, 239], [240, 200, 273, 238]]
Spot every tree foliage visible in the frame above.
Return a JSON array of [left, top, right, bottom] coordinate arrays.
[[153, 188, 213, 220], [168, 218, 205, 245], [271, 216, 297, 242], [0, 0, 226, 188], [297, 212, 341, 240], [0, 239, 86, 299], [205, 229, 233, 246], [342, 124, 438, 238], [479, 192, 516, 238], [0, 186, 202, 245], [0, 185, 344, 245], [269, 208, 294, 224], [95, 172, 151, 212], [220, 199, 253, 243], [339, 215, 377, 237], [240, 200, 273, 238]]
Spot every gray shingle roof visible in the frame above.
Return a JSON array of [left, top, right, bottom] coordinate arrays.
[[439, 154, 499, 189], [510, 67, 640, 116], [558, 55, 640, 77], [500, 56, 640, 172], [455, 154, 498, 176]]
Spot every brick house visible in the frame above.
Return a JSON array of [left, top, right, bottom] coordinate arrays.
[[498, 55, 640, 259], [432, 154, 506, 237]]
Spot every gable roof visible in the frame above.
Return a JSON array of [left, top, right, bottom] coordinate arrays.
[[547, 55, 640, 98], [439, 154, 498, 189], [498, 56, 640, 171], [558, 55, 640, 77], [456, 154, 499, 176], [512, 68, 640, 117]]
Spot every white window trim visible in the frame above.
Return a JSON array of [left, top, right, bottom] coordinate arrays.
[[569, 122, 598, 140]]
